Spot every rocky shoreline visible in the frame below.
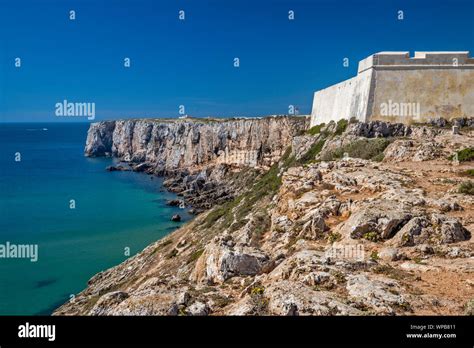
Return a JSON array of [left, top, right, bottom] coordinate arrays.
[[54, 116, 474, 316]]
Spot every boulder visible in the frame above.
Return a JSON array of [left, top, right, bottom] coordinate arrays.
[[346, 274, 409, 315], [389, 214, 470, 246], [347, 121, 410, 138], [416, 244, 434, 255], [389, 217, 430, 247], [89, 291, 129, 316], [431, 214, 471, 244], [197, 242, 270, 283], [378, 247, 400, 262], [176, 291, 191, 306], [166, 199, 181, 207], [187, 301, 209, 316], [338, 200, 412, 241], [132, 162, 153, 172], [106, 165, 129, 172], [171, 214, 181, 222], [167, 304, 179, 316]]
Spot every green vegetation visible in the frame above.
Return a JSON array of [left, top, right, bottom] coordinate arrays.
[[370, 250, 379, 261], [188, 248, 204, 263], [202, 160, 282, 232], [209, 294, 232, 308], [464, 169, 474, 177], [250, 210, 271, 246], [321, 138, 391, 162], [150, 239, 173, 256], [252, 162, 281, 198], [331, 270, 347, 284], [327, 231, 341, 244], [372, 264, 410, 281], [306, 123, 326, 136], [299, 138, 327, 164], [449, 147, 474, 162], [229, 218, 249, 232], [158, 239, 173, 248], [371, 152, 385, 162], [334, 119, 348, 136], [250, 286, 265, 296], [202, 203, 231, 229], [249, 285, 269, 315], [363, 231, 379, 242], [413, 256, 425, 265], [458, 181, 474, 195]]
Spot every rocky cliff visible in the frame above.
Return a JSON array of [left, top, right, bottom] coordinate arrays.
[[55, 117, 474, 316], [85, 117, 308, 211], [85, 117, 307, 171]]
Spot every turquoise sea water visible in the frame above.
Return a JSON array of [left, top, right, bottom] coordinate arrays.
[[0, 123, 191, 315]]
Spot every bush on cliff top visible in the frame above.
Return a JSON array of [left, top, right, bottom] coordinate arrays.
[[458, 181, 474, 195], [334, 119, 349, 136], [307, 123, 326, 136], [321, 138, 390, 162], [449, 147, 474, 162], [299, 139, 327, 164]]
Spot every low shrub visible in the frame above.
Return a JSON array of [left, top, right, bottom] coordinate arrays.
[[464, 169, 474, 177], [321, 138, 391, 162], [458, 181, 474, 195], [299, 138, 326, 164], [334, 119, 349, 136], [307, 123, 326, 136], [449, 147, 474, 162], [188, 248, 204, 263]]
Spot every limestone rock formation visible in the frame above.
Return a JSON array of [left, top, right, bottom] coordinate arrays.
[[85, 116, 307, 210]]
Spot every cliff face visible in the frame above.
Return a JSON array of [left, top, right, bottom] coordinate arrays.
[[85, 116, 308, 213], [55, 118, 474, 316], [85, 117, 308, 172]]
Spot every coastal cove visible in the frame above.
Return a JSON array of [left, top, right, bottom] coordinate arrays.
[[0, 123, 192, 315]]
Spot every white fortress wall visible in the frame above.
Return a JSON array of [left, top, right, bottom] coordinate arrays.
[[310, 51, 474, 127], [310, 68, 373, 127], [370, 65, 474, 123]]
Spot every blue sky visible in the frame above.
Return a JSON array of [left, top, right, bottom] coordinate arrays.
[[0, 0, 473, 122]]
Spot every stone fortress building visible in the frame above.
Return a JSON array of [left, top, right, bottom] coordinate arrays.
[[310, 51, 474, 127]]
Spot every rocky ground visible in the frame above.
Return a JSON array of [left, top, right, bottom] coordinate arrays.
[[55, 117, 474, 316]]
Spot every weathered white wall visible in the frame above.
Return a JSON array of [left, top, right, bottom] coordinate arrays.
[[310, 69, 373, 127], [370, 68, 474, 122], [310, 51, 474, 127]]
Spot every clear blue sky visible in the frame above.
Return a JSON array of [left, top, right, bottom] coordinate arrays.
[[0, 0, 473, 122]]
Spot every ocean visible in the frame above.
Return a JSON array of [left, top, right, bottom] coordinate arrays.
[[0, 122, 192, 315]]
